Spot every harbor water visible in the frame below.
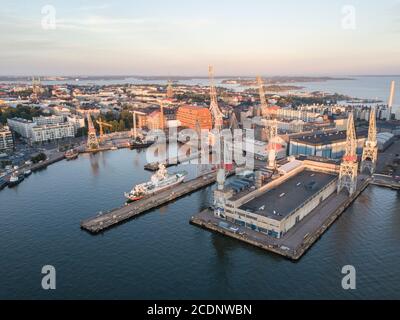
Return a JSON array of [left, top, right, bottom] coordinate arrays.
[[0, 148, 399, 299]]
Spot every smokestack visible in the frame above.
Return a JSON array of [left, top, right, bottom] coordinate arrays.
[[388, 80, 396, 118]]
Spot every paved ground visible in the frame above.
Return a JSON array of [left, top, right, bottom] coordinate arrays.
[[376, 138, 400, 174], [240, 170, 336, 220], [192, 175, 369, 259]]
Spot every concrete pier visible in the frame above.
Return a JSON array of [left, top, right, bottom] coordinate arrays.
[[190, 177, 371, 261], [144, 151, 206, 171], [81, 171, 219, 234]]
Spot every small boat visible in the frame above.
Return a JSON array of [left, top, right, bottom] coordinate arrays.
[[24, 169, 32, 177], [129, 136, 155, 150], [65, 149, 79, 160], [8, 172, 23, 188]]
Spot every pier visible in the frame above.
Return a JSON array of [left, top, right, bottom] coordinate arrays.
[[81, 171, 220, 233], [144, 150, 208, 171], [370, 174, 400, 190], [190, 177, 371, 261]]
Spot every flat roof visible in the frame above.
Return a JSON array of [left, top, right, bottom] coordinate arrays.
[[290, 129, 367, 145], [239, 170, 337, 221]]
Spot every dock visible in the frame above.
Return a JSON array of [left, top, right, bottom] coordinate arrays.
[[190, 177, 371, 261], [30, 153, 65, 172], [81, 171, 220, 234], [370, 174, 400, 190], [144, 151, 206, 171]]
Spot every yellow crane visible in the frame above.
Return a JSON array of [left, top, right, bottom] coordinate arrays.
[[96, 120, 113, 141]]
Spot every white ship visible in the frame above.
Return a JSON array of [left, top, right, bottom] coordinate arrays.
[[124, 164, 187, 202]]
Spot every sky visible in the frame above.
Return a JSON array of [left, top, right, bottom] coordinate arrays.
[[1, 0, 400, 76]]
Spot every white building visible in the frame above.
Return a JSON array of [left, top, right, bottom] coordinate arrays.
[[7, 118, 36, 138], [67, 115, 86, 133], [30, 123, 75, 143], [33, 115, 64, 126], [0, 126, 14, 151], [7, 117, 75, 144]]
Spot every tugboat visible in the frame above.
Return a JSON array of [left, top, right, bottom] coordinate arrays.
[[65, 149, 79, 161], [129, 135, 155, 150], [8, 172, 24, 188], [124, 164, 187, 202]]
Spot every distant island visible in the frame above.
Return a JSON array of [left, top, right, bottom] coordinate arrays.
[[222, 76, 354, 86]]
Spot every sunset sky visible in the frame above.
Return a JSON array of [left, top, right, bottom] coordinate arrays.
[[1, 0, 400, 76]]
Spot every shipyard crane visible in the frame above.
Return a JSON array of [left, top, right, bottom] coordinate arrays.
[[158, 100, 166, 131], [86, 113, 99, 150], [208, 65, 224, 131], [229, 111, 239, 130], [337, 112, 358, 195], [96, 120, 113, 141], [256, 76, 268, 117], [131, 110, 146, 139], [360, 107, 378, 174], [266, 119, 278, 170]]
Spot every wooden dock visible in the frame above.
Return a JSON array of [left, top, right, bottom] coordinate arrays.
[[80, 171, 219, 234]]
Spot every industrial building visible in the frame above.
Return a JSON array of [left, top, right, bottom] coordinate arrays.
[[0, 126, 14, 151], [176, 105, 213, 130], [377, 132, 395, 151], [289, 129, 367, 159], [214, 159, 339, 239]]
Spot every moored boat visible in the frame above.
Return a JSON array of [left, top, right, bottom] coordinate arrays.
[[129, 136, 155, 150], [65, 149, 79, 160], [8, 172, 23, 188], [124, 164, 187, 202]]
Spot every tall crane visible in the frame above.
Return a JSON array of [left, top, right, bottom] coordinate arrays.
[[360, 107, 378, 174], [96, 120, 112, 141], [256, 76, 268, 117], [266, 119, 278, 170], [86, 113, 99, 150], [208, 65, 224, 131], [337, 112, 358, 195], [131, 110, 146, 139], [159, 100, 166, 131]]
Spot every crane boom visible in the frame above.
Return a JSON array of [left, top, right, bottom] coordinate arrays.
[[208, 65, 224, 131]]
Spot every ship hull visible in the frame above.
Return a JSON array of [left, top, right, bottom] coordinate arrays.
[[124, 175, 186, 202], [129, 141, 154, 150]]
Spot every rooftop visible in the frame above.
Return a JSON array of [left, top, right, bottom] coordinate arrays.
[[239, 170, 337, 221], [290, 129, 368, 145]]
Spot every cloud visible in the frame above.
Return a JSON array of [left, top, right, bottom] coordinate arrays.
[[77, 4, 112, 11]]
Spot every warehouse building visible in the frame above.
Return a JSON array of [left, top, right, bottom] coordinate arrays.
[[288, 129, 367, 159], [215, 159, 339, 239]]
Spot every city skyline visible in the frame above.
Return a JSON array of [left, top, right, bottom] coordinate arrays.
[[1, 0, 400, 76]]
